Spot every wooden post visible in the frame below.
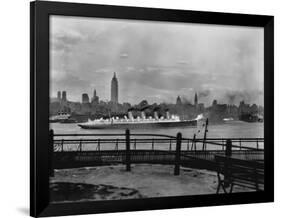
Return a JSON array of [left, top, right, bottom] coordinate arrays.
[[79, 139, 82, 152], [225, 139, 232, 157], [61, 139, 64, 152], [49, 129, 54, 177], [202, 118, 208, 150], [174, 132, 182, 176], [97, 138, 100, 151], [194, 134, 197, 151], [125, 129, 131, 171], [169, 139, 172, 151], [191, 134, 196, 151], [239, 138, 242, 150], [224, 139, 232, 187], [115, 138, 119, 150]]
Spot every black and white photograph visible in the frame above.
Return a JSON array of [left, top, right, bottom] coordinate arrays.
[[0, 0, 279, 217], [48, 15, 265, 203]]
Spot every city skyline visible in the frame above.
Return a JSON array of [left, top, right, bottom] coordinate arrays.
[[53, 88, 262, 109], [50, 16, 264, 106]]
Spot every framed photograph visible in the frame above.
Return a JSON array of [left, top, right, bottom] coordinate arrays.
[[30, 1, 274, 217]]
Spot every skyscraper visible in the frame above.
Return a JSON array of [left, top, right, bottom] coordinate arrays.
[[62, 91, 67, 102], [194, 92, 198, 107], [57, 91, 61, 101], [176, 96, 182, 105], [91, 89, 99, 104], [82, 93, 89, 104], [111, 72, 118, 103]]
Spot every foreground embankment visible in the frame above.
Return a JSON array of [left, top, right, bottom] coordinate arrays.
[[50, 164, 250, 202]]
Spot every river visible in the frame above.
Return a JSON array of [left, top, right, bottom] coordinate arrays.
[[50, 120, 264, 151], [50, 121, 263, 139]]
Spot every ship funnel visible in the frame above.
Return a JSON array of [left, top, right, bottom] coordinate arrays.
[[128, 111, 134, 121], [166, 111, 170, 119], [141, 111, 146, 120], [154, 111, 159, 120]]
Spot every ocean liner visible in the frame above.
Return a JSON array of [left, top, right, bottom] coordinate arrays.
[[78, 111, 198, 129]]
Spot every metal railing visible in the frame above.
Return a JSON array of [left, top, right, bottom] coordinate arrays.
[[52, 131, 263, 152], [49, 129, 264, 177]]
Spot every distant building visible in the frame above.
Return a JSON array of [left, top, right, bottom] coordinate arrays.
[[91, 89, 99, 104], [176, 96, 182, 105], [62, 91, 67, 102], [238, 101, 251, 114], [212, 99, 217, 106], [111, 72, 118, 103], [250, 104, 258, 114], [198, 103, 204, 112], [57, 91, 61, 101], [194, 92, 198, 107], [82, 93, 89, 104]]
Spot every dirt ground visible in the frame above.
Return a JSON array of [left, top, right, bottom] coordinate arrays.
[[50, 164, 248, 203]]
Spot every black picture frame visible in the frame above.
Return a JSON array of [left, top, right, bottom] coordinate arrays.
[[30, 1, 274, 217]]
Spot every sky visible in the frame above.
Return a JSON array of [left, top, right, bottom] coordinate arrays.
[[50, 15, 264, 106]]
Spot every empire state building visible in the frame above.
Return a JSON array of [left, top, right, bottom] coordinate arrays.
[[111, 72, 118, 103]]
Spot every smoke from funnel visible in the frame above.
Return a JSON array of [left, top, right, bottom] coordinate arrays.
[[140, 105, 151, 111], [153, 106, 160, 112]]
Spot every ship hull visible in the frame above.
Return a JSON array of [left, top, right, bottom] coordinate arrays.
[[78, 120, 197, 129]]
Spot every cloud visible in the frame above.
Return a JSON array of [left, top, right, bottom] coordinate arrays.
[[51, 30, 85, 53], [176, 60, 188, 65], [50, 16, 264, 105], [120, 53, 129, 58], [223, 90, 264, 105], [198, 90, 211, 98], [51, 74, 93, 100]]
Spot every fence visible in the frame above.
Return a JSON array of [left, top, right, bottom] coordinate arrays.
[[49, 129, 264, 177]]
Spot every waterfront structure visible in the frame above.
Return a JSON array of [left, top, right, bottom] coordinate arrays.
[[82, 93, 89, 104], [111, 72, 118, 103]]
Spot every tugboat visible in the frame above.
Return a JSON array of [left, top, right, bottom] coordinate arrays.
[[239, 113, 263, 123], [59, 118, 77, 124], [78, 111, 198, 129]]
